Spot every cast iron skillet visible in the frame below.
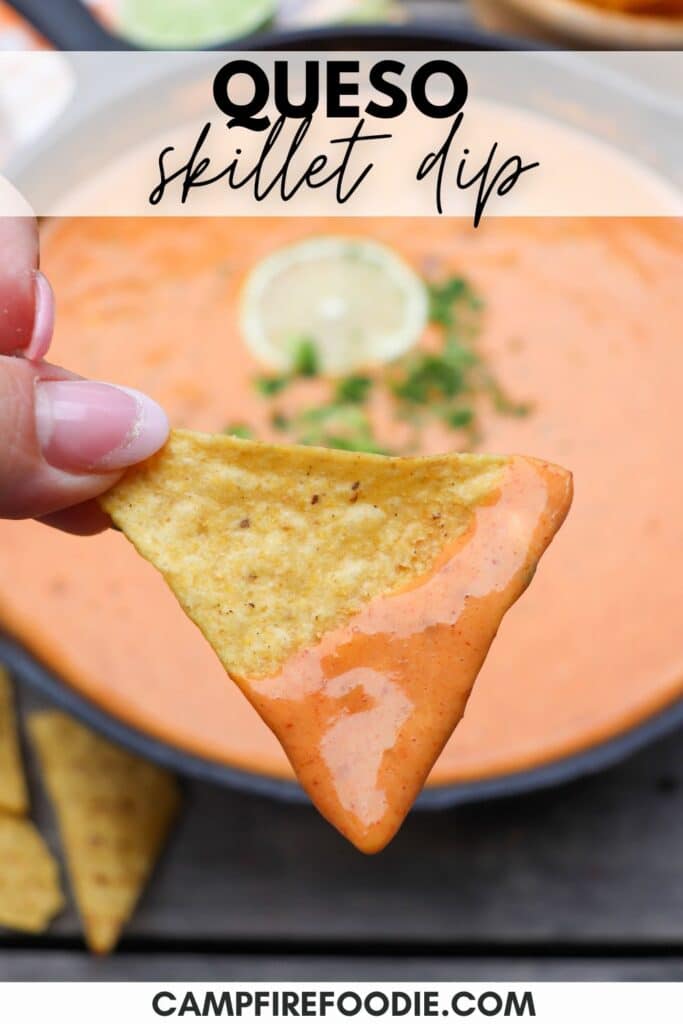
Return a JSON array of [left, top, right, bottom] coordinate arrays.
[[3, 1, 682, 808], [3, 632, 683, 807]]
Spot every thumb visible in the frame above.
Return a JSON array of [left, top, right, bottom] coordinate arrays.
[[0, 356, 168, 520]]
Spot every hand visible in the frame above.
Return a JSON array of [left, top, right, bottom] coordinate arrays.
[[0, 216, 168, 534]]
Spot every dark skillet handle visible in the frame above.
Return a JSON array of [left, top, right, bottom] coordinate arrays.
[[10, 0, 134, 49]]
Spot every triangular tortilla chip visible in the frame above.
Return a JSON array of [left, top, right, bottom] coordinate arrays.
[[0, 816, 64, 932], [28, 712, 180, 954], [0, 666, 29, 816], [101, 429, 571, 852]]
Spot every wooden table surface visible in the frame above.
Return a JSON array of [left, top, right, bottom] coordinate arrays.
[[1, 683, 681, 981]]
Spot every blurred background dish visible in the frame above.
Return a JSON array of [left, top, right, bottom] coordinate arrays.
[[0, 5, 73, 165], [5, 0, 683, 47], [473, 0, 683, 48], [1, 0, 520, 53], [97, 0, 279, 47]]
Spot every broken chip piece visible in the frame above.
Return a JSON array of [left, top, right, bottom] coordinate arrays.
[[101, 429, 572, 852], [28, 712, 180, 954], [0, 816, 64, 933]]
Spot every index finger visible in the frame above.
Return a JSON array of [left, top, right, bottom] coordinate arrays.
[[0, 215, 39, 355]]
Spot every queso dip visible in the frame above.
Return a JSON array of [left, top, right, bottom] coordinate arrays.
[[0, 216, 681, 793]]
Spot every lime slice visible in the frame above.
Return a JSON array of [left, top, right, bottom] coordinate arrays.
[[240, 237, 429, 375], [118, 0, 276, 47]]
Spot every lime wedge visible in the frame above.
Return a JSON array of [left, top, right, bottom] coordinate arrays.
[[118, 0, 276, 47], [240, 237, 429, 375]]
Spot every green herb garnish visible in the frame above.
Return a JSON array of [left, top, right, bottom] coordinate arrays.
[[334, 375, 373, 405], [230, 268, 530, 455], [295, 403, 368, 438], [485, 377, 533, 418], [323, 435, 389, 455], [223, 423, 254, 440], [442, 407, 474, 429], [270, 411, 289, 432], [428, 276, 482, 327], [292, 404, 386, 454], [393, 354, 465, 404], [255, 375, 289, 397], [291, 337, 319, 377]]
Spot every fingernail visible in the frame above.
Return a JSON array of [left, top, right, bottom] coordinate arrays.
[[24, 272, 54, 362], [35, 380, 169, 472]]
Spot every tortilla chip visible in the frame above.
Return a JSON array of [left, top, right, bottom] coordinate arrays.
[[0, 666, 29, 816], [0, 817, 63, 932], [101, 429, 571, 852], [28, 712, 180, 954], [102, 430, 510, 679]]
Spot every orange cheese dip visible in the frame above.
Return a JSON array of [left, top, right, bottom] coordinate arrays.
[[243, 456, 571, 851], [0, 217, 681, 804]]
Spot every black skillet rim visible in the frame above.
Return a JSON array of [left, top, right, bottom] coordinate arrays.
[[3, 629, 681, 810]]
